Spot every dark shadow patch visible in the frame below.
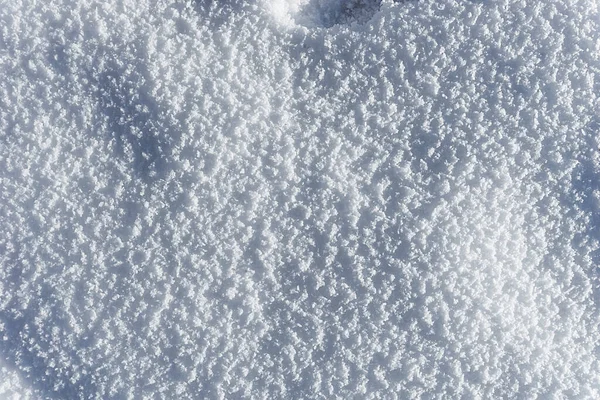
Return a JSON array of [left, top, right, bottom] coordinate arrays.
[[296, 0, 414, 28], [91, 56, 173, 184], [567, 119, 600, 320], [296, 0, 382, 28]]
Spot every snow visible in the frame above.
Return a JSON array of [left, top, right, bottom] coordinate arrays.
[[1, 0, 600, 398]]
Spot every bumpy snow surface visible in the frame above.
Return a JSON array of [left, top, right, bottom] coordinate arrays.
[[1, 0, 600, 398]]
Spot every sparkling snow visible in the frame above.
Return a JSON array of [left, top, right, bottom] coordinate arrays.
[[1, 0, 600, 398]]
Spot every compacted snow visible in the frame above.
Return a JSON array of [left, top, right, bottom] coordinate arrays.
[[1, 0, 600, 398]]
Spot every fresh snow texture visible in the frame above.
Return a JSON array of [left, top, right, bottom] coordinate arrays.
[[1, 0, 600, 398]]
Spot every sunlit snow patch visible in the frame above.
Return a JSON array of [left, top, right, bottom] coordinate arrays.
[[0, 360, 33, 400], [265, 0, 310, 26]]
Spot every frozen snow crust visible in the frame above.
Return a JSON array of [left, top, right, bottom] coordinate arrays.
[[1, 0, 600, 398]]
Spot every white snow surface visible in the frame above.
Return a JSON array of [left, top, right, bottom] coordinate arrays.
[[1, 0, 600, 398]]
